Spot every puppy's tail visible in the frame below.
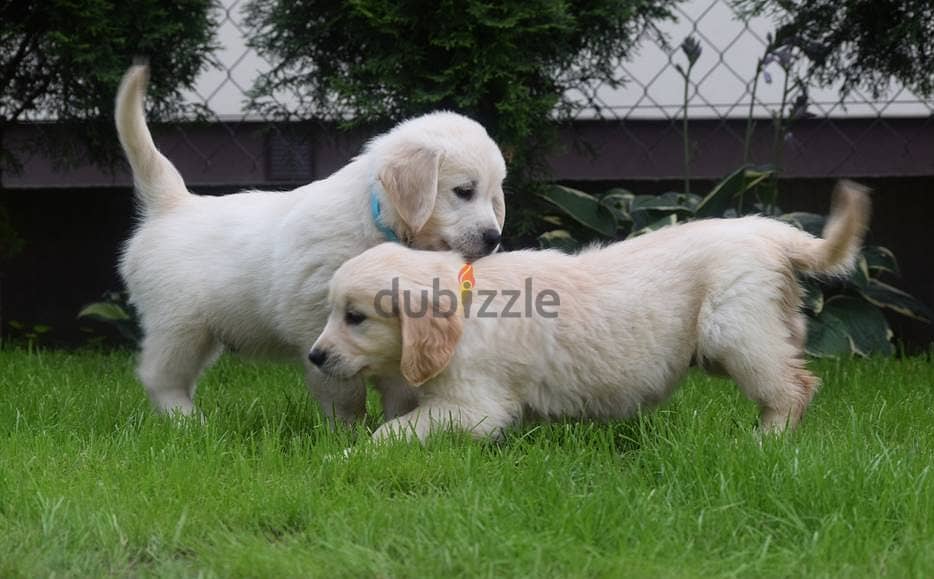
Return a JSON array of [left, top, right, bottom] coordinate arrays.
[[115, 63, 189, 215], [786, 180, 871, 276]]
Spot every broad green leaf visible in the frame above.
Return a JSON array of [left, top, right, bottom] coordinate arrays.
[[801, 278, 824, 315], [627, 192, 697, 231], [821, 295, 894, 356], [538, 230, 580, 253], [539, 215, 563, 227], [539, 185, 617, 238], [602, 188, 635, 207], [631, 214, 678, 237], [805, 311, 852, 357], [846, 255, 870, 289], [780, 212, 825, 236], [32, 324, 51, 334], [694, 166, 774, 218], [629, 192, 701, 213], [858, 279, 933, 323], [862, 245, 900, 277], [601, 189, 635, 223], [78, 302, 131, 322]]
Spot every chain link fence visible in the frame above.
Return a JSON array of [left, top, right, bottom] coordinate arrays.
[[7, 0, 934, 188], [566, 0, 934, 178]]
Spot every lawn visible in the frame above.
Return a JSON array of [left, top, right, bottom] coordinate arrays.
[[0, 349, 932, 577]]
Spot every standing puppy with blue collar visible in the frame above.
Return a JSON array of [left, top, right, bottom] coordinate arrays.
[[115, 65, 507, 423]]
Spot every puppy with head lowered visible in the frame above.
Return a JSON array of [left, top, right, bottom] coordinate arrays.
[[115, 65, 506, 422], [310, 182, 870, 442]]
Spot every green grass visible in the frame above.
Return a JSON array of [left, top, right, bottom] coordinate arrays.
[[0, 349, 932, 577]]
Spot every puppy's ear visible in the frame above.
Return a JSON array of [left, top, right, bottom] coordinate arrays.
[[378, 144, 441, 234], [399, 293, 462, 386]]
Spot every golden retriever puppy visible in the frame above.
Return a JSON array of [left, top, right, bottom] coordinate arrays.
[[115, 65, 506, 422], [309, 182, 869, 441]]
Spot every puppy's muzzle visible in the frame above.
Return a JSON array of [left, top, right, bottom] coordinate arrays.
[[482, 228, 501, 254], [460, 228, 502, 261], [308, 347, 328, 368]]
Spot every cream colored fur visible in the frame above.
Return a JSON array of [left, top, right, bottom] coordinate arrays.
[[115, 65, 507, 422], [311, 182, 870, 441]]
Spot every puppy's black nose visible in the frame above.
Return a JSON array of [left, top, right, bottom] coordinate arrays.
[[308, 348, 328, 367], [482, 229, 501, 252]]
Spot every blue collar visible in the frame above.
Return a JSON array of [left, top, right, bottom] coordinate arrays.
[[370, 183, 400, 242]]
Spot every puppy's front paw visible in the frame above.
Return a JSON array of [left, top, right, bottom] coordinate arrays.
[[161, 409, 206, 429], [372, 421, 407, 443], [322, 446, 358, 461]]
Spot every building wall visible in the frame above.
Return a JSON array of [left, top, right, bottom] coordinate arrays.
[[1, 177, 931, 350]]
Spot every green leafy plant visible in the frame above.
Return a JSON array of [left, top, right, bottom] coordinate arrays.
[[7, 320, 51, 353], [537, 167, 932, 357], [77, 291, 141, 345], [674, 36, 702, 196]]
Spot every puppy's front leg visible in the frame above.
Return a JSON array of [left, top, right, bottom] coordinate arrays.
[[304, 361, 366, 425], [371, 399, 513, 444], [373, 376, 419, 421]]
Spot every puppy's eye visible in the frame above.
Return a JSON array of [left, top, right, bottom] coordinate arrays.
[[344, 310, 366, 326], [453, 185, 475, 201]]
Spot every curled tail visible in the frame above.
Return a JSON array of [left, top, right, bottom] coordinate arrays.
[[115, 64, 189, 214], [787, 180, 871, 276]]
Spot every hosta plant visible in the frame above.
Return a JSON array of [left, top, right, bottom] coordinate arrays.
[[78, 291, 142, 345]]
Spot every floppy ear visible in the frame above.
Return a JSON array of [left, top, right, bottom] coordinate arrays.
[[399, 294, 462, 387], [378, 143, 441, 234]]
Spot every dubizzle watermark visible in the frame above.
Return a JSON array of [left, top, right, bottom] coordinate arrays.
[[374, 264, 560, 319]]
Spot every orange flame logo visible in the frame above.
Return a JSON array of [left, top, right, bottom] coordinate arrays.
[[458, 263, 476, 295]]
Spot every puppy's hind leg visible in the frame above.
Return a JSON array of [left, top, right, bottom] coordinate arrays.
[[758, 310, 819, 432], [711, 345, 816, 433], [700, 294, 818, 433], [137, 327, 221, 416]]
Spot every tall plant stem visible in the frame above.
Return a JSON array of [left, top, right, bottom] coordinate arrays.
[[742, 61, 762, 166], [682, 70, 691, 196], [739, 60, 763, 215], [772, 68, 791, 172], [768, 68, 791, 215]]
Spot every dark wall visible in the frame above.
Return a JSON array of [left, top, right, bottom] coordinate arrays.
[[1, 187, 136, 345], [0, 177, 931, 349], [0, 186, 241, 346]]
